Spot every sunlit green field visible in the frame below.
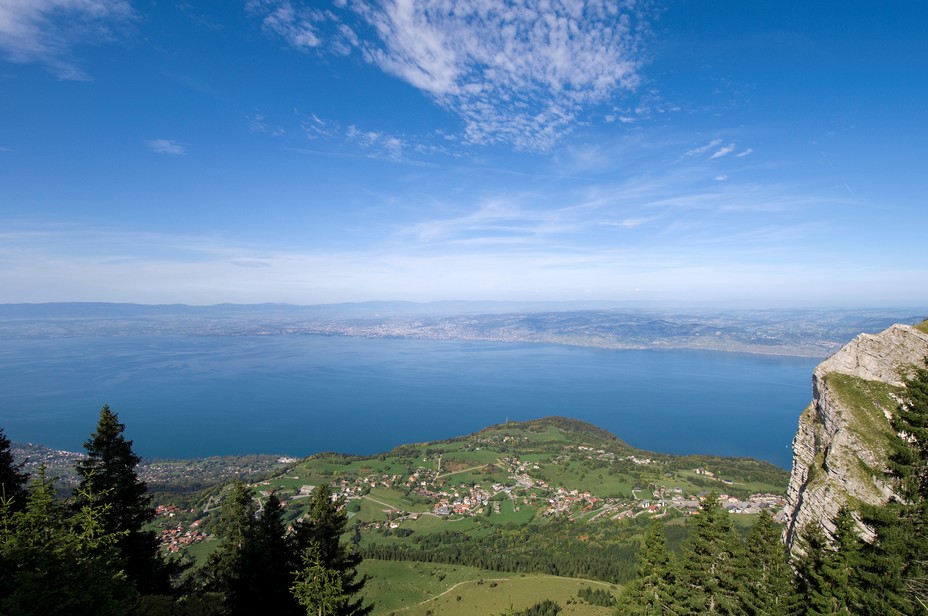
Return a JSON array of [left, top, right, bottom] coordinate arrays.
[[359, 560, 619, 616]]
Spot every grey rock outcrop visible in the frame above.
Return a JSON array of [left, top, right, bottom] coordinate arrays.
[[783, 323, 928, 551]]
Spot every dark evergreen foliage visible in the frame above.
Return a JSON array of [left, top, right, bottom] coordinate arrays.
[[674, 493, 741, 614], [362, 517, 639, 583], [616, 518, 676, 615], [75, 404, 173, 595], [736, 509, 798, 616], [577, 585, 615, 607], [516, 599, 561, 616], [855, 357, 928, 615], [203, 483, 303, 615], [0, 467, 136, 615], [794, 513, 859, 615], [0, 427, 29, 513], [293, 483, 372, 616], [201, 481, 369, 616]]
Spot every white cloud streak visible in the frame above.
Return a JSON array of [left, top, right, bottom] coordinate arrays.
[[246, 0, 323, 49], [682, 138, 722, 158], [709, 143, 736, 159], [146, 139, 187, 155], [251, 0, 655, 150], [0, 0, 134, 80]]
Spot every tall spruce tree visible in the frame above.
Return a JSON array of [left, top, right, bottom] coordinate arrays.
[[616, 518, 676, 615], [0, 427, 28, 512], [794, 508, 862, 615], [202, 480, 257, 615], [203, 483, 303, 615], [75, 404, 170, 595], [736, 509, 798, 616], [674, 493, 740, 615], [291, 544, 346, 616], [246, 492, 302, 614], [293, 483, 371, 616]]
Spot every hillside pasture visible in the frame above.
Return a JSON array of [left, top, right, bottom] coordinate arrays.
[[359, 559, 619, 616]]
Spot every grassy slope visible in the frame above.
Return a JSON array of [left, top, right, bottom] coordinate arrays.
[[359, 559, 618, 616], [824, 373, 899, 502]]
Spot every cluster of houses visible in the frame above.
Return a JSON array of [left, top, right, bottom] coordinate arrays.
[[320, 449, 788, 526], [154, 504, 209, 554], [431, 484, 495, 516], [647, 491, 786, 516]]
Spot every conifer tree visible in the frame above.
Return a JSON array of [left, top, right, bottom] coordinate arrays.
[[203, 480, 257, 615], [292, 483, 371, 616], [794, 508, 862, 615], [0, 427, 28, 512], [674, 492, 740, 615], [291, 544, 346, 616], [0, 467, 135, 615], [203, 483, 303, 615], [794, 523, 832, 614], [74, 404, 170, 595], [736, 509, 798, 616], [246, 492, 302, 614], [616, 518, 676, 615]]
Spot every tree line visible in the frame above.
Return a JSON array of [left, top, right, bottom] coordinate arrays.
[[362, 518, 641, 583], [0, 405, 369, 616]]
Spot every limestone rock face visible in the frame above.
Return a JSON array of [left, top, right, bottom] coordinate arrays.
[[783, 323, 928, 550]]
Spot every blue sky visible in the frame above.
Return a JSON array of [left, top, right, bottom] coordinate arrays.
[[1, 1, 926, 307]]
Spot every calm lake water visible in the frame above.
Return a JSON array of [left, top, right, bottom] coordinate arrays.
[[0, 334, 819, 468]]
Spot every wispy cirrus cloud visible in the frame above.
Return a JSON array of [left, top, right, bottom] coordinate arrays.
[[146, 139, 187, 155], [709, 143, 736, 159], [682, 138, 722, 158], [681, 139, 745, 162], [246, 0, 323, 49], [346, 124, 405, 160], [0, 0, 135, 80], [400, 197, 576, 246], [250, 0, 656, 151], [292, 111, 455, 163]]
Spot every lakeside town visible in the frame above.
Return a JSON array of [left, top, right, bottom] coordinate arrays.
[[4, 304, 916, 358]]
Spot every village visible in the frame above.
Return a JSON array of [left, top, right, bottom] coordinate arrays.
[[154, 504, 210, 555], [151, 442, 787, 555], [275, 445, 785, 534]]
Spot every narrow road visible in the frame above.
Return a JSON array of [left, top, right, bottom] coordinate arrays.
[[362, 494, 398, 510], [436, 464, 491, 479]]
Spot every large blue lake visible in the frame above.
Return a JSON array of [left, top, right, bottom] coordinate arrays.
[[0, 335, 819, 468]]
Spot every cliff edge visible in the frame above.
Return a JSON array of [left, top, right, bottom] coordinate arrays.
[[783, 322, 928, 550]]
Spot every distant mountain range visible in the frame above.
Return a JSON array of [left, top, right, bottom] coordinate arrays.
[[1, 302, 924, 357]]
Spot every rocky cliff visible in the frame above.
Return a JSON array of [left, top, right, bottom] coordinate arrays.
[[783, 322, 928, 550]]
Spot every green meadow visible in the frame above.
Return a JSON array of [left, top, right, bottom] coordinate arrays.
[[359, 560, 619, 616]]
